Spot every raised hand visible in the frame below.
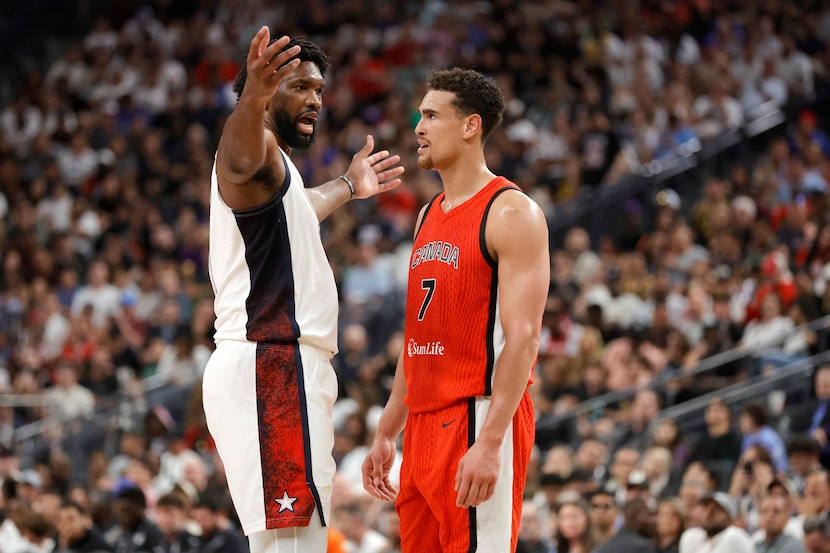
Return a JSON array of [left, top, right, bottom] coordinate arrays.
[[344, 135, 404, 199], [242, 27, 301, 102]]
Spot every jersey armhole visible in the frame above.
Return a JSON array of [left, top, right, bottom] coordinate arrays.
[[413, 192, 442, 241], [479, 186, 523, 267]]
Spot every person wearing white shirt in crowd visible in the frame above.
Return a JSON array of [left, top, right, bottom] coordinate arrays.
[[740, 293, 794, 352], [43, 361, 96, 424], [692, 80, 744, 140], [333, 500, 390, 553], [679, 492, 754, 553], [777, 35, 814, 101], [69, 260, 122, 329]]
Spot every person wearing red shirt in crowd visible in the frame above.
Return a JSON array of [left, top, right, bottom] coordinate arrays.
[[744, 250, 797, 323]]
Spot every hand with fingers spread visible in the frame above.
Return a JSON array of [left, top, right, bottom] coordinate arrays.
[[343, 135, 405, 199], [454, 440, 500, 508], [242, 26, 302, 102]]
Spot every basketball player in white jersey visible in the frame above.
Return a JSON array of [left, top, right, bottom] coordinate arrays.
[[203, 27, 403, 553]]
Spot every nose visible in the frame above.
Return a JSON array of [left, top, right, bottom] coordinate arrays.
[[415, 118, 424, 135], [307, 91, 322, 110]]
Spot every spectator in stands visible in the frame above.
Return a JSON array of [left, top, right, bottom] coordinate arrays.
[[744, 251, 798, 324], [552, 496, 595, 553], [332, 500, 389, 553], [574, 439, 610, 487], [786, 436, 823, 495], [655, 497, 686, 553], [516, 499, 553, 553], [792, 365, 830, 467], [752, 479, 804, 544], [152, 325, 210, 387], [754, 493, 806, 553], [626, 469, 656, 505], [56, 499, 113, 552], [679, 493, 754, 553], [190, 495, 246, 553], [42, 360, 96, 424], [778, 35, 814, 103], [651, 418, 690, 467], [789, 109, 830, 159], [691, 79, 744, 140], [739, 403, 789, 475], [615, 388, 663, 453], [588, 487, 620, 548], [595, 497, 658, 553], [687, 398, 743, 477], [341, 224, 398, 327], [730, 448, 776, 533], [677, 462, 718, 527], [798, 469, 830, 520], [154, 492, 200, 553], [16, 509, 56, 553], [106, 486, 166, 553], [604, 447, 641, 505], [639, 447, 675, 499], [802, 515, 830, 553], [740, 295, 796, 366], [69, 260, 121, 329]]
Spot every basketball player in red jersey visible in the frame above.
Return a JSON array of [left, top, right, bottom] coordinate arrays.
[[362, 68, 550, 552]]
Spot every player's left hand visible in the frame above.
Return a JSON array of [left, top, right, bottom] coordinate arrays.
[[454, 440, 500, 508], [344, 135, 404, 199]]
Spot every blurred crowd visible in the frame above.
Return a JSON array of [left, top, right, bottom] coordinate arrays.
[[3, 0, 830, 551]]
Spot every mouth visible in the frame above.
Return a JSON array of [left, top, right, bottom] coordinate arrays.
[[417, 141, 429, 154], [297, 112, 318, 134]]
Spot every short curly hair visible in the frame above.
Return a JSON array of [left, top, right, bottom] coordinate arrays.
[[232, 36, 330, 101], [426, 68, 505, 142]]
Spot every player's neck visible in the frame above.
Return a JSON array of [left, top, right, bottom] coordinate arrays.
[[439, 158, 494, 211]]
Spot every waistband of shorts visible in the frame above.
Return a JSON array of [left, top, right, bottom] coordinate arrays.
[[215, 338, 335, 360]]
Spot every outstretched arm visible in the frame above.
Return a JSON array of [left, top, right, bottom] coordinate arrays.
[[306, 134, 404, 222], [215, 27, 300, 209], [454, 190, 549, 508]]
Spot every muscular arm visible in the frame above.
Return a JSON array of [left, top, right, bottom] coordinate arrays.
[[215, 29, 300, 209], [455, 190, 550, 508]]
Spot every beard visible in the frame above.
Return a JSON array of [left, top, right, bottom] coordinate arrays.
[[271, 109, 316, 150], [703, 521, 729, 538], [416, 153, 434, 170]]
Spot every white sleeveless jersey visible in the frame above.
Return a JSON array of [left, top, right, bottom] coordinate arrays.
[[208, 149, 338, 353]]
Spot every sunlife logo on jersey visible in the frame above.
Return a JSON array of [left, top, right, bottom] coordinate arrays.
[[407, 339, 445, 357]]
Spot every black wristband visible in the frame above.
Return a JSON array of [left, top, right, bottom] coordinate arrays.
[[339, 175, 355, 199]]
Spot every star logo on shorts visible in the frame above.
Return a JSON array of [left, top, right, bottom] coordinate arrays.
[[275, 490, 298, 513]]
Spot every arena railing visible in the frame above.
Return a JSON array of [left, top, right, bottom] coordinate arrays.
[[535, 315, 830, 451], [4, 377, 197, 484], [547, 101, 788, 250]]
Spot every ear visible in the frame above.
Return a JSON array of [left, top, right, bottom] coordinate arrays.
[[462, 114, 483, 141]]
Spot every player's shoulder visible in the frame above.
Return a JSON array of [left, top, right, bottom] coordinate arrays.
[[488, 180, 544, 220]]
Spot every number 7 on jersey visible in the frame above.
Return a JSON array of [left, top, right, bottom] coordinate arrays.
[[418, 279, 436, 321]]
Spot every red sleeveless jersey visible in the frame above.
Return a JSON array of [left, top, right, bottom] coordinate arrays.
[[404, 177, 521, 413]]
